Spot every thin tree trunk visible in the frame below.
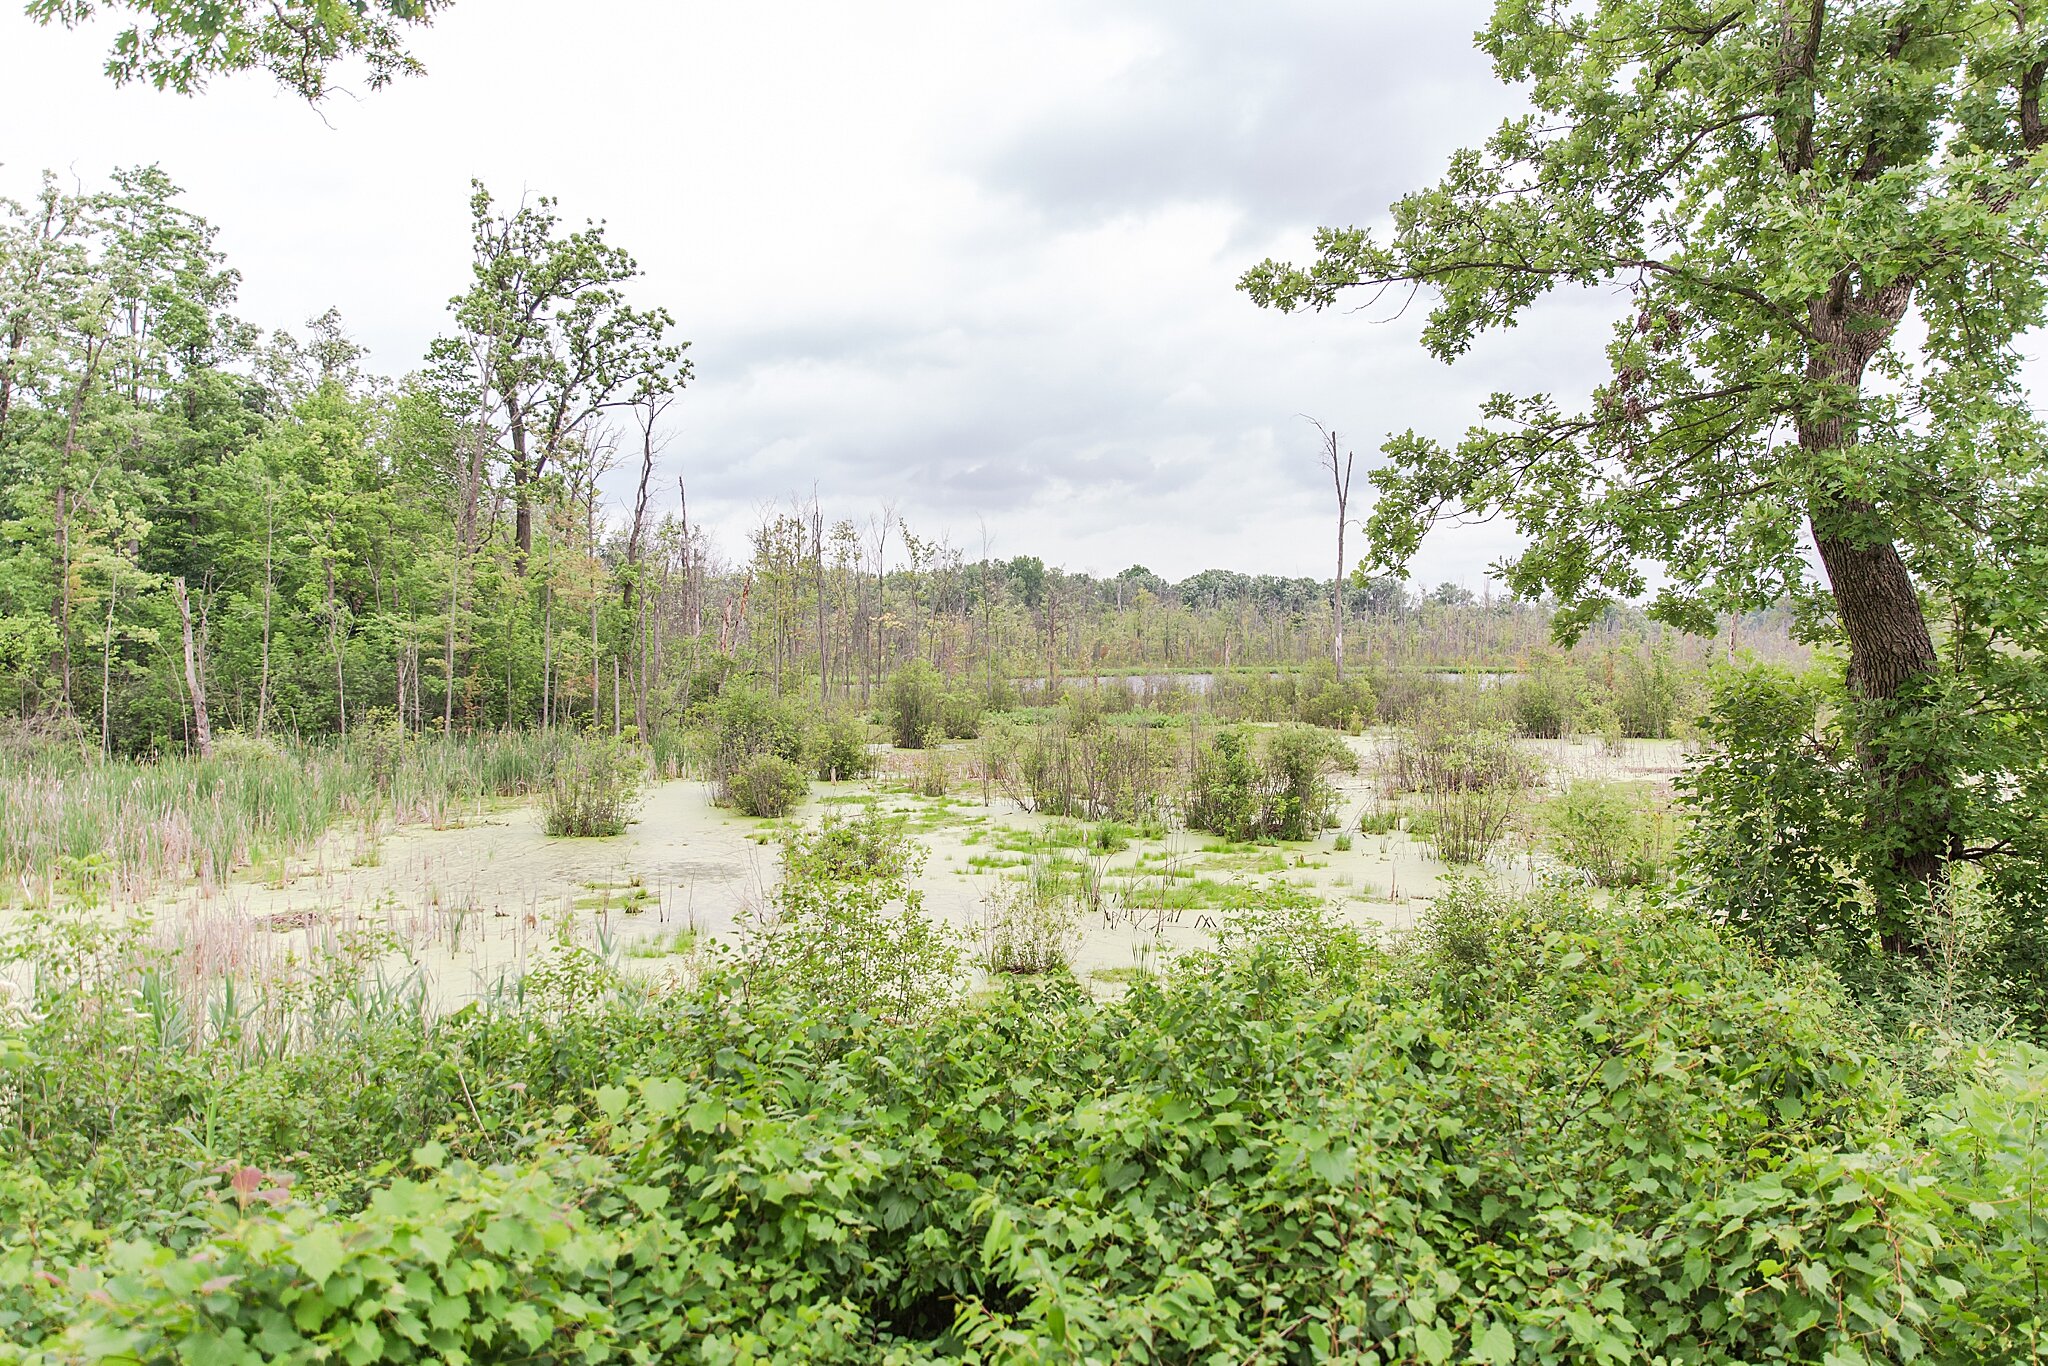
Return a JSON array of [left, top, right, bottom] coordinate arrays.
[[325, 554, 346, 739], [100, 561, 117, 757], [257, 491, 274, 738], [173, 576, 214, 759]]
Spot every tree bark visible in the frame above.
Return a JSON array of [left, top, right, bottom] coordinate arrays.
[[1800, 278, 1945, 940], [173, 576, 214, 760]]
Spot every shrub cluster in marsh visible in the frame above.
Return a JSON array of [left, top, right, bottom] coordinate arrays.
[[808, 713, 876, 782], [1509, 641, 1700, 740], [740, 810, 961, 1021], [727, 754, 808, 817], [1211, 664, 1377, 732], [4, 882, 2043, 1362], [705, 685, 810, 807], [1184, 723, 1354, 841], [999, 700, 1177, 823], [1543, 778, 1674, 886], [879, 661, 946, 748], [976, 859, 1084, 976], [1381, 702, 1539, 865], [540, 732, 646, 837]]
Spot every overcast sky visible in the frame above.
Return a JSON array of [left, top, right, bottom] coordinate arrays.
[[0, 0, 1620, 585]]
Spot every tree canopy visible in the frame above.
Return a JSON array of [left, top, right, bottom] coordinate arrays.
[[24, 0, 452, 100], [1245, 0, 2048, 945]]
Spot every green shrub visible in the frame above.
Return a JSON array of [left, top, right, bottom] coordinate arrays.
[[1261, 723, 1354, 838], [977, 861, 1083, 976], [915, 746, 950, 798], [1008, 708, 1174, 822], [540, 733, 644, 836], [939, 690, 984, 740], [809, 714, 875, 782], [708, 685, 809, 806], [742, 812, 960, 1020], [727, 754, 808, 818], [1184, 727, 1260, 839], [880, 662, 946, 749], [1546, 779, 1672, 886], [1185, 725, 1354, 841], [1510, 651, 1581, 738]]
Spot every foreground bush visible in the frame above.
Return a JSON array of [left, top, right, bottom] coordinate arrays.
[[3, 887, 2045, 1362]]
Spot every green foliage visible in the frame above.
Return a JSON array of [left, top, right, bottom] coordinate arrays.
[[1383, 706, 1538, 865], [880, 662, 946, 749], [1545, 779, 1673, 888], [809, 713, 876, 782], [539, 732, 644, 837], [938, 689, 984, 740], [1183, 727, 1261, 841], [727, 754, 808, 819], [707, 684, 809, 807], [1212, 665, 1377, 732], [1185, 724, 1354, 842], [742, 812, 960, 1022], [1006, 705, 1174, 823], [25, 0, 453, 101], [977, 861, 1083, 976], [7, 885, 2047, 1362], [1681, 664, 2048, 1026], [1510, 651, 1580, 739]]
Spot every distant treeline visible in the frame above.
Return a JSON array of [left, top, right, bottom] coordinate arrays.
[[0, 168, 1796, 758]]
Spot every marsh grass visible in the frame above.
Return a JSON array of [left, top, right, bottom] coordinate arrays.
[[977, 861, 1084, 976], [0, 730, 571, 908]]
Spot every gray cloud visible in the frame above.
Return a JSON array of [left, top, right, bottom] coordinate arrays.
[[970, 2, 1512, 235], [0, 0, 1608, 586]]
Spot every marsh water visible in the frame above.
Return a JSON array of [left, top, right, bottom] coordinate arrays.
[[77, 732, 1685, 1010]]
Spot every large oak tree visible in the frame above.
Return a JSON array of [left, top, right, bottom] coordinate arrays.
[[1246, 0, 2048, 944]]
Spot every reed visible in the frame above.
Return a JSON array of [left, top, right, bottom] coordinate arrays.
[[0, 730, 573, 908]]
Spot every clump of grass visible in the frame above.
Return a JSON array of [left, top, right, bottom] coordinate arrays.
[[977, 861, 1084, 976]]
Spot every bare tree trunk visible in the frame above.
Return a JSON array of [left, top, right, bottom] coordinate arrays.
[[54, 341, 102, 717], [256, 491, 274, 738], [1316, 422, 1355, 683], [100, 561, 117, 757], [173, 576, 214, 759], [589, 487, 601, 728], [814, 499, 829, 708]]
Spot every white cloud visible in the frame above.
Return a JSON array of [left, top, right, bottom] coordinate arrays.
[[0, 0, 1616, 584]]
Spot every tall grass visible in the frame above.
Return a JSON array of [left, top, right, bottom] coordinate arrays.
[[0, 730, 573, 907]]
